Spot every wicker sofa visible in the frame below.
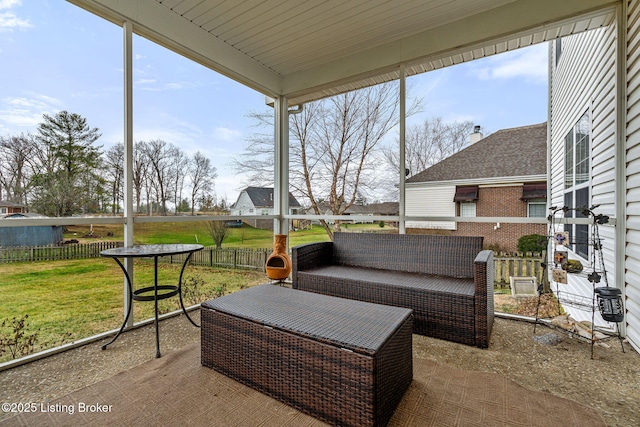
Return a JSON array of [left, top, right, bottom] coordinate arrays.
[[292, 232, 494, 348]]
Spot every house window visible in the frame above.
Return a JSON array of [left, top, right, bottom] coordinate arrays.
[[564, 112, 590, 259], [453, 186, 478, 218], [528, 201, 546, 218], [460, 202, 476, 217], [0, 208, 6, 214], [522, 183, 546, 217]]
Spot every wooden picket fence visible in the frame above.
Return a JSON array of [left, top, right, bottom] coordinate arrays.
[[156, 249, 547, 282], [0, 241, 121, 263], [165, 247, 271, 270], [493, 252, 545, 286], [0, 243, 545, 285]]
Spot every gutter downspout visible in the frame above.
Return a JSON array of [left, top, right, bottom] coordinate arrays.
[[288, 104, 304, 115]]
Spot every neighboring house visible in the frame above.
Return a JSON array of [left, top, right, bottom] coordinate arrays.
[[230, 187, 302, 230], [405, 123, 547, 253], [0, 200, 27, 217], [306, 201, 399, 225], [345, 202, 399, 225]]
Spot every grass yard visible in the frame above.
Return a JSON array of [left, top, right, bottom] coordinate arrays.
[[0, 259, 265, 363], [65, 221, 390, 248], [0, 220, 395, 362]]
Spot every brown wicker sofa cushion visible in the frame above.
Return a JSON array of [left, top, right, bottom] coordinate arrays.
[[299, 265, 475, 296], [332, 233, 483, 278]]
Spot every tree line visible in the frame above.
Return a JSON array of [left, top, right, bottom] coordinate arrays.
[[1, 87, 475, 225], [0, 111, 219, 217], [234, 81, 475, 238]]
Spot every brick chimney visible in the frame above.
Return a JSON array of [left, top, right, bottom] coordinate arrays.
[[470, 125, 483, 144]]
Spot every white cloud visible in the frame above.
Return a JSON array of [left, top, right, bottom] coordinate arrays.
[[0, 1, 32, 32], [132, 114, 205, 149], [0, 0, 21, 10], [471, 44, 548, 84], [0, 11, 31, 31], [136, 80, 198, 91], [214, 127, 242, 142], [0, 94, 63, 130]]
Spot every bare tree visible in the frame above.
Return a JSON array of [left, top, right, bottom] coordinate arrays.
[[142, 139, 173, 215], [205, 219, 229, 249], [170, 146, 190, 213], [189, 151, 216, 215], [384, 117, 474, 178], [0, 133, 37, 206], [103, 143, 124, 213], [235, 82, 419, 238], [132, 141, 150, 213]]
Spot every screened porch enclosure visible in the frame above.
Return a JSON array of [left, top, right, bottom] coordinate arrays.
[[1, 0, 625, 350]]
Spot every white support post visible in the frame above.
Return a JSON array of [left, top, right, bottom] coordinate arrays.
[[123, 21, 134, 328], [273, 95, 290, 237], [615, 2, 627, 336], [399, 65, 407, 234]]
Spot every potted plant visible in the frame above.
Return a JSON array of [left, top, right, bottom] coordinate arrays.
[[563, 259, 584, 273]]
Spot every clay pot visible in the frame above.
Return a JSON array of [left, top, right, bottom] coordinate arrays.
[[265, 234, 292, 281]]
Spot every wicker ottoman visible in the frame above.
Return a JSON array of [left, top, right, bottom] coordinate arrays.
[[201, 284, 413, 427]]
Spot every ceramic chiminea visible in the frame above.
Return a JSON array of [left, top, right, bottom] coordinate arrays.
[[265, 234, 292, 281]]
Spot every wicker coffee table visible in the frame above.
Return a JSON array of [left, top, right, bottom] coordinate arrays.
[[201, 284, 413, 427]]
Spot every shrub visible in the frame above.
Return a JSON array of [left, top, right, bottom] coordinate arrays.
[[0, 315, 39, 359], [517, 234, 547, 253]]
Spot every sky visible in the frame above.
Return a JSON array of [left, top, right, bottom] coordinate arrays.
[[0, 0, 548, 204]]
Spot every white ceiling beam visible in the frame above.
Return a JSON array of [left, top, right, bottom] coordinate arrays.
[[282, 0, 619, 99], [67, 0, 282, 96]]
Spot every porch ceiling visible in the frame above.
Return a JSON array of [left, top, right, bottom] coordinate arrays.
[[68, 0, 617, 105]]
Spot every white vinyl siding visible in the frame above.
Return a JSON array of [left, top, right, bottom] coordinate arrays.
[[549, 23, 617, 327], [625, 0, 640, 352], [230, 191, 255, 216], [405, 185, 456, 230]]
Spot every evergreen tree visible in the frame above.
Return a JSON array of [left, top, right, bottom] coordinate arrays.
[[31, 111, 102, 216]]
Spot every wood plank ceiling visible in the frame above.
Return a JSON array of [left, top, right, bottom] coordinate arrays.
[[69, 0, 618, 105]]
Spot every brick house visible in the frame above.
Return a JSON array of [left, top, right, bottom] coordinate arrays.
[[0, 200, 27, 217], [405, 123, 547, 252]]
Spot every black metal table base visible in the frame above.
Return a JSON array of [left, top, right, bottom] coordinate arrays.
[[100, 244, 202, 358]]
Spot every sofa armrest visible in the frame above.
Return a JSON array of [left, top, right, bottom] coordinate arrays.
[[291, 242, 334, 286], [473, 250, 495, 348]]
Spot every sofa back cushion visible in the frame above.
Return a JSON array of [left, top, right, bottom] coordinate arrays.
[[332, 233, 483, 278]]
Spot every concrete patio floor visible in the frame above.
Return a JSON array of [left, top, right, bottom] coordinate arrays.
[[0, 309, 638, 426]]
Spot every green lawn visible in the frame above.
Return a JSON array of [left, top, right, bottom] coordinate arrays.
[[66, 221, 391, 248], [0, 259, 265, 363], [1, 220, 395, 362]]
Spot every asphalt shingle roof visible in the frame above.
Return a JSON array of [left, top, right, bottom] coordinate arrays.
[[406, 122, 547, 183], [243, 187, 302, 208]]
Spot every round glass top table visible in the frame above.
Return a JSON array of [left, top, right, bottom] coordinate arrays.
[[100, 244, 204, 358]]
